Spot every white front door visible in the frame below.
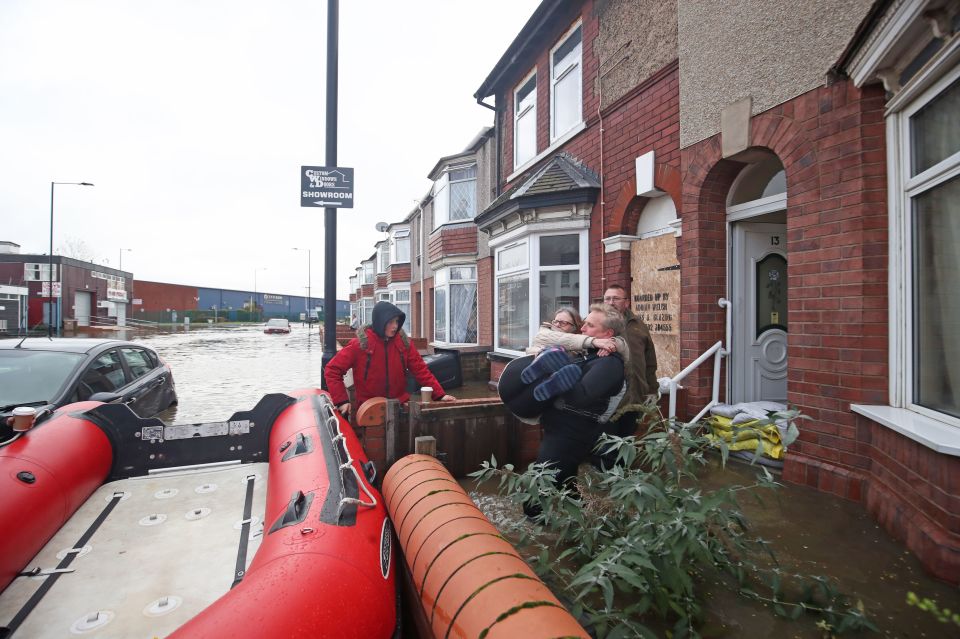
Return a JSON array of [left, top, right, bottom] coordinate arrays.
[[74, 291, 92, 327], [114, 301, 127, 327], [731, 223, 788, 404]]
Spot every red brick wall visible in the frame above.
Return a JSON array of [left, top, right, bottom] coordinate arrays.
[[132, 280, 199, 313], [426, 227, 478, 264], [477, 256, 494, 347], [496, 5, 682, 302], [387, 263, 411, 285], [376, 274, 387, 289], [679, 82, 960, 581], [360, 284, 373, 298], [410, 282, 422, 338]]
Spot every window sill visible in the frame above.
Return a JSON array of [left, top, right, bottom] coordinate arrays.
[[851, 404, 960, 456], [507, 121, 586, 183], [431, 220, 478, 233]]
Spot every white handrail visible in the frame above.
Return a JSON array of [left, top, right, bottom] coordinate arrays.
[[659, 298, 731, 423]]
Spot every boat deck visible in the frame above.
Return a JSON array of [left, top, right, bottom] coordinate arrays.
[[0, 462, 268, 638]]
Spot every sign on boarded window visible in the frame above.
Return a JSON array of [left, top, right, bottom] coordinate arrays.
[[631, 234, 680, 378]]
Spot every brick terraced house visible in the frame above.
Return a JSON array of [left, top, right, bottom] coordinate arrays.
[[344, 0, 959, 581]]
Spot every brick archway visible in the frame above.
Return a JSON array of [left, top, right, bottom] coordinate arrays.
[[679, 110, 815, 416], [606, 162, 682, 237]]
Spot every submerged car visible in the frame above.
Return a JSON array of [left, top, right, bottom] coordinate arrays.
[[0, 338, 177, 430], [263, 318, 291, 334]]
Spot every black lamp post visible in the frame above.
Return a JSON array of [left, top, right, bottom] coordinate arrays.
[[49, 181, 93, 337]]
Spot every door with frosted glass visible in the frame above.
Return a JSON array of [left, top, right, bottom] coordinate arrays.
[[731, 223, 788, 403]]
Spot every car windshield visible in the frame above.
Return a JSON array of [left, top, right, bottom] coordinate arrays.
[[0, 350, 85, 406], [266, 319, 289, 327]]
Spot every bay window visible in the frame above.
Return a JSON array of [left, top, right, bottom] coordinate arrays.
[[362, 261, 374, 285], [393, 228, 410, 263], [494, 231, 587, 354], [550, 22, 582, 142], [433, 266, 477, 345], [377, 242, 389, 274], [360, 298, 374, 326], [393, 288, 411, 319], [433, 164, 478, 228]]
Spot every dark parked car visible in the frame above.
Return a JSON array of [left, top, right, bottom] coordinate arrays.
[[0, 338, 177, 430]]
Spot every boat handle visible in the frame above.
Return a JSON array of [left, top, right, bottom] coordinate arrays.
[[269, 490, 315, 532], [339, 461, 377, 509]]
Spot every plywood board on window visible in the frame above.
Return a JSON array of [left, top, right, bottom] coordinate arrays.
[[631, 234, 680, 378]]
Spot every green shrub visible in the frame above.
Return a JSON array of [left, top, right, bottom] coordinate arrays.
[[471, 409, 876, 638]]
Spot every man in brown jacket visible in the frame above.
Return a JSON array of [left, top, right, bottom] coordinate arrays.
[[600, 284, 659, 445]]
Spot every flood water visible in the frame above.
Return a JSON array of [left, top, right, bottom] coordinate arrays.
[[78, 326, 959, 637]]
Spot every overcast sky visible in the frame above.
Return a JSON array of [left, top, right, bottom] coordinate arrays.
[[0, 0, 539, 300]]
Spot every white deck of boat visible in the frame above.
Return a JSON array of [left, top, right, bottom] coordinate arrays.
[[0, 462, 268, 638]]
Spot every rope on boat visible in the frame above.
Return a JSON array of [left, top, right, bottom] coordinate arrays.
[[316, 394, 378, 517]]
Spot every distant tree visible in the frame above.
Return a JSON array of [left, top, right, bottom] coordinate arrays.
[[57, 238, 95, 262]]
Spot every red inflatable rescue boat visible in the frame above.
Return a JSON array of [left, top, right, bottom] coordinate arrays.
[[0, 388, 398, 638]]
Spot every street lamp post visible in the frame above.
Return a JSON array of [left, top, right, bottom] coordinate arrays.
[[49, 181, 94, 337], [119, 248, 132, 271], [293, 248, 311, 325], [252, 267, 267, 322]]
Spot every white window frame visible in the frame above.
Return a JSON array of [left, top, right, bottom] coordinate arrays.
[[514, 69, 537, 171], [391, 286, 411, 321], [432, 163, 478, 229], [24, 263, 57, 281], [360, 297, 374, 326], [853, 43, 960, 456], [550, 21, 583, 142], [377, 242, 389, 274], [889, 61, 960, 430], [361, 261, 374, 285], [433, 265, 477, 346], [493, 229, 589, 355], [392, 228, 411, 264]]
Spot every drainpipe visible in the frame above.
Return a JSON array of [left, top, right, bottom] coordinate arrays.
[[416, 198, 426, 338], [476, 97, 502, 198], [597, 66, 606, 292]]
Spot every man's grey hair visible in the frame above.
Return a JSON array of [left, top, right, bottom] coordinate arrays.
[[589, 303, 625, 335]]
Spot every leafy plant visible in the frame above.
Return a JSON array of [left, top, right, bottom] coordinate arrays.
[[906, 591, 960, 626], [470, 411, 876, 638]]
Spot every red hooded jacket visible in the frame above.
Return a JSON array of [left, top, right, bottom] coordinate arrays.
[[324, 301, 446, 408]]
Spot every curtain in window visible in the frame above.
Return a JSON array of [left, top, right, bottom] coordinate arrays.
[[497, 275, 529, 351], [434, 287, 447, 342], [450, 283, 477, 343], [913, 174, 959, 418], [449, 179, 476, 220], [911, 78, 959, 176], [396, 237, 410, 262]]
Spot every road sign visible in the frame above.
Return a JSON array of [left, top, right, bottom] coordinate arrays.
[[40, 282, 61, 296], [300, 166, 354, 208]]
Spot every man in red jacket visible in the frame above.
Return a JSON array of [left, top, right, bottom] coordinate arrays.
[[325, 301, 456, 417]]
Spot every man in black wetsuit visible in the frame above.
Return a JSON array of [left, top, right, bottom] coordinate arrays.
[[523, 304, 626, 517]]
